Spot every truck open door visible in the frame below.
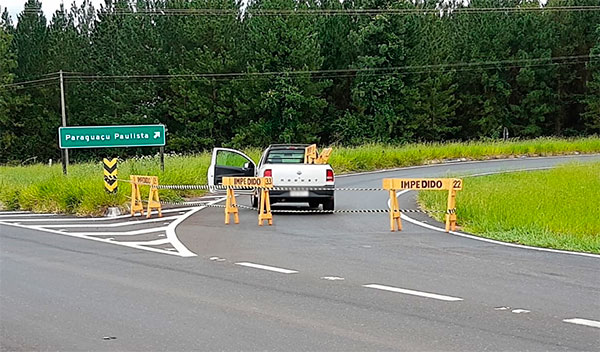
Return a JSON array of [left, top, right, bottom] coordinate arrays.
[[207, 148, 256, 192]]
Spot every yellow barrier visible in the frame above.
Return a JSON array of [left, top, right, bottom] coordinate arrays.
[[304, 144, 332, 164], [383, 178, 462, 232], [222, 177, 273, 226], [130, 175, 162, 218]]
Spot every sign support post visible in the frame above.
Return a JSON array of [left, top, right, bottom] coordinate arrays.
[[59, 70, 69, 175]]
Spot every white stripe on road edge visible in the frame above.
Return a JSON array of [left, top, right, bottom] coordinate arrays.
[[336, 154, 600, 178], [391, 169, 600, 259], [563, 318, 600, 328], [235, 262, 298, 274], [363, 284, 463, 302], [400, 213, 600, 259]]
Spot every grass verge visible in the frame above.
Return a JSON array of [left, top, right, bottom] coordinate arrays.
[[418, 162, 600, 254], [1, 136, 599, 216]]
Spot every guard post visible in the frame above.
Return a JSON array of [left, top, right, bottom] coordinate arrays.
[[383, 178, 463, 232], [103, 158, 118, 193], [222, 177, 274, 226]]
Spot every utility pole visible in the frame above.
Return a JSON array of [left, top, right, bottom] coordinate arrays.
[[60, 70, 69, 175]]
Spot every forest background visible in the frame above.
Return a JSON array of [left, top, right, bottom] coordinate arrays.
[[1, 0, 599, 163]]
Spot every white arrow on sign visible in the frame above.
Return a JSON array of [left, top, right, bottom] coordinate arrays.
[[154, 131, 161, 139]]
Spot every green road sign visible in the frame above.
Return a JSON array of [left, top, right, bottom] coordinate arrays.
[[59, 125, 166, 149]]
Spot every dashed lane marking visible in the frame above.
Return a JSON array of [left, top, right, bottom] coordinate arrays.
[[563, 318, 600, 329], [235, 262, 298, 274], [321, 276, 345, 281], [363, 284, 463, 302], [511, 309, 530, 314]]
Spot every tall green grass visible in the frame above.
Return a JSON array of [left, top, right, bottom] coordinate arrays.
[[418, 162, 600, 253], [1, 136, 599, 216]]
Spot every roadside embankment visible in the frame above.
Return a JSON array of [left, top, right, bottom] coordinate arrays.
[[418, 161, 600, 254]]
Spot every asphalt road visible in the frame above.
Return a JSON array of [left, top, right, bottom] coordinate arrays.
[[1, 155, 599, 351]]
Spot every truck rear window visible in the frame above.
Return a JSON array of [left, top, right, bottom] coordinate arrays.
[[266, 149, 305, 164]]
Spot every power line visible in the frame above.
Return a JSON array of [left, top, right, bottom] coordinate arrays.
[[0, 76, 59, 89], [61, 54, 598, 81], [3, 54, 596, 89], [21, 6, 600, 16], [61, 59, 593, 84]]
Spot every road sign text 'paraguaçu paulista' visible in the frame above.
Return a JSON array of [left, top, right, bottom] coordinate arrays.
[[59, 125, 166, 148]]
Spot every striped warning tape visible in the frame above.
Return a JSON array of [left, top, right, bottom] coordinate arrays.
[[118, 178, 383, 192], [154, 199, 453, 214]]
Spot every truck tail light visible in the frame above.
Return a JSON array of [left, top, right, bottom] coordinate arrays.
[[326, 169, 334, 182], [264, 169, 272, 177]]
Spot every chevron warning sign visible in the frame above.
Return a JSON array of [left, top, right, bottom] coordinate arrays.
[[103, 158, 118, 193]]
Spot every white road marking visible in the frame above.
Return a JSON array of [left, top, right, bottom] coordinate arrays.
[[126, 238, 170, 246], [400, 213, 600, 259], [235, 262, 298, 274], [391, 171, 600, 258], [0, 221, 184, 257], [321, 276, 345, 281], [465, 167, 552, 178], [65, 227, 168, 237], [40, 216, 179, 228], [363, 284, 463, 302], [0, 207, 198, 223], [511, 309, 530, 314], [164, 198, 226, 257], [0, 200, 224, 257], [563, 318, 600, 329], [0, 213, 57, 217], [210, 256, 226, 262], [336, 154, 599, 178], [494, 306, 511, 311]]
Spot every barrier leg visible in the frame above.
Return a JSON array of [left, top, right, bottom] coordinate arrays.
[[130, 176, 144, 217], [146, 181, 162, 219], [445, 189, 457, 232], [258, 189, 273, 226], [225, 187, 239, 225], [389, 190, 402, 232]]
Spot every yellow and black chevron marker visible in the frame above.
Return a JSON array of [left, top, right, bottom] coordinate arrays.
[[103, 158, 118, 193]]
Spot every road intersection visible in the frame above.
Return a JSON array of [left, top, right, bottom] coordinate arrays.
[[1, 155, 599, 350]]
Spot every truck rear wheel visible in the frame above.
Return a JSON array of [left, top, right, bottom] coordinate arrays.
[[322, 198, 335, 211]]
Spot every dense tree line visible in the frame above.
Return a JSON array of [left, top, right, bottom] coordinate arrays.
[[0, 0, 599, 162]]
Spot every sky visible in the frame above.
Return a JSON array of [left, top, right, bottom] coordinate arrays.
[[2, 0, 103, 21]]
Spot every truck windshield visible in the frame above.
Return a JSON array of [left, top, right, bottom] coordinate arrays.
[[266, 149, 305, 164]]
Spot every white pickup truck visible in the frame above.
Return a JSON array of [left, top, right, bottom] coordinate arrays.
[[207, 144, 335, 210]]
